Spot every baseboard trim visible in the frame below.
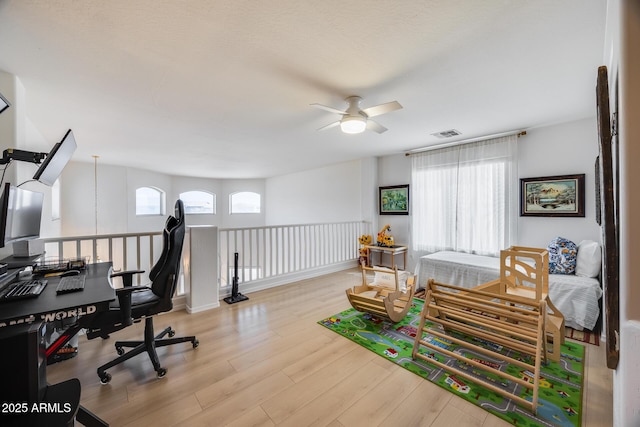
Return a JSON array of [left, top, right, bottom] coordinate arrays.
[[186, 301, 221, 313], [219, 259, 356, 298]]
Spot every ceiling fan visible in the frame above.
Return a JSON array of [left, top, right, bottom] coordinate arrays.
[[311, 96, 402, 134]]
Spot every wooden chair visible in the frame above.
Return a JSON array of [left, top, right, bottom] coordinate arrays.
[[346, 263, 415, 323], [474, 246, 565, 362]]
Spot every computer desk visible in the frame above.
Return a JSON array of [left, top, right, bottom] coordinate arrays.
[[0, 262, 116, 427]]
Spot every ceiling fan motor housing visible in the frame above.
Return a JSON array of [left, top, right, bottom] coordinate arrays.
[[312, 95, 402, 134], [340, 115, 367, 133]]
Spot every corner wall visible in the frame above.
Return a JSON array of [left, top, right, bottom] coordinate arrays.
[[265, 159, 366, 225], [517, 118, 601, 248]]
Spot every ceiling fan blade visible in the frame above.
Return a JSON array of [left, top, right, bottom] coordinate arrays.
[[366, 120, 388, 134], [362, 101, 403, 118], [317, 121, 341, 131], [310, 103, 347, 115]]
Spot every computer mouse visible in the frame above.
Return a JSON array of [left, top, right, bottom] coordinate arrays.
[[61, 270, 80, 277]]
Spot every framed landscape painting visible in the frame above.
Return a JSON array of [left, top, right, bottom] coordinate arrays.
[[379, 185, 409, 215], [520, 174, 585, 217]]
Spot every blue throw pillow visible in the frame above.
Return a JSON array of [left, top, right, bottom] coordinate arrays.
[[547, 237, 578, 274]]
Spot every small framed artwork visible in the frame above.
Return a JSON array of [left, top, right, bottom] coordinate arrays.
[[379, 185, 409, 215], [520, 174, 585, 217]]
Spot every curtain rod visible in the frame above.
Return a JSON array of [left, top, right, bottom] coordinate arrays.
[[405, 130, 527, 156]]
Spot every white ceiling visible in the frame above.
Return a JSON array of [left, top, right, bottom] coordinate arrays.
[[0, 0, 606, 179]]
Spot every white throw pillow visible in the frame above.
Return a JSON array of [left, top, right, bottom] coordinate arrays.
[[575, 240, 602, 278], [372, 267, 409, 291]]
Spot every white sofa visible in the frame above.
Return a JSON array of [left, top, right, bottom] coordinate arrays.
[[415, 250, 603, 331]]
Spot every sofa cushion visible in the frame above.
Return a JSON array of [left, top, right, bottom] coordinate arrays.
[[547, 237, 578, 274], [576, 240, 602, 278], [372, 267, 409, 291]]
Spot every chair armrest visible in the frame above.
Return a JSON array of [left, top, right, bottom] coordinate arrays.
[[111, 269, 145, 287], [114, 285, 150, 326], [115, 287, 135, 326]]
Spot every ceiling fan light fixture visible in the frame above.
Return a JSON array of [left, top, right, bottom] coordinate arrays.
[[340, 116, 366, 134]]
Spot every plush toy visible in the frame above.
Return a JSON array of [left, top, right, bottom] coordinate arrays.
[[358, 234, 372, 245], [357, 235, 373, 266], [377, 224, 394, 247]]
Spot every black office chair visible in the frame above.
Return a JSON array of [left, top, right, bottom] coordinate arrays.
[[80, 199, 198, 384]]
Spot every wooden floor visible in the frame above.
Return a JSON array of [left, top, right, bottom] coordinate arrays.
[[48, 269, 613, 427]]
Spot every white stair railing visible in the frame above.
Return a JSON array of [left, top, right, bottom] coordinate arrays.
[[39, 231, 182, 291], [219, 221, 368, 289], [37, 220, 369, 302]]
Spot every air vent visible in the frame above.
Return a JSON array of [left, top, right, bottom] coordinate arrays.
[[431, 129, 461, 138]]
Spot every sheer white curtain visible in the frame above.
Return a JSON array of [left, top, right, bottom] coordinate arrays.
[[411, 135, 518, 256]]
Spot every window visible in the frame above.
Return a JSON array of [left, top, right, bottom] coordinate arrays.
[[180, 190, 216, 214], [230, 191, 261, 214], [411, 135, 517, 256], [136, 187, 165, 215]]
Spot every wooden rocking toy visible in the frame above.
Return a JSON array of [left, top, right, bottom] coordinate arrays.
[[345, 263, 415, 323]]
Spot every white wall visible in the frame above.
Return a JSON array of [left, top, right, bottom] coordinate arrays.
[[172, 176, 223, 227], [126, 167, 173, 233], [517, 118, 601, 247], [15, 115, 60, 239], [376, 118, 601, 272], [609, 1, 640, 425], [0, 71, 19, 259], [59, 163, 270, 236], [59, 159, 365, 237], [60, 159, 374, 233], [377, 153, 412, 264], [265, 159, 364, 225], [0, 74, 59, 257], [359, 156, 378, 228], [61, 161, 128, 236], [221, 179, 265, 228]]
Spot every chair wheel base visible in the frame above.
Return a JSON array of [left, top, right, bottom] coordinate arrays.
[[156, 368, 167, 378], [99, 372, 112, 384]]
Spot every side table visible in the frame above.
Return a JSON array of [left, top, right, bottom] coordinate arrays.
[[364, 245, 408, 270]]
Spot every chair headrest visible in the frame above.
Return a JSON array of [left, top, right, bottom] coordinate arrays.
[[162, 199, 184, 233], [174, 199, 185, 222]]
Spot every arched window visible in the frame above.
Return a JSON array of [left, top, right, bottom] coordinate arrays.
[[136, 186, 165, 216], [180, 190, 216, 214], [230, 191, 261, 214]]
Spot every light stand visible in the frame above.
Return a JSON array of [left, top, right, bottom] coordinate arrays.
[[223, 252, 248, 304]]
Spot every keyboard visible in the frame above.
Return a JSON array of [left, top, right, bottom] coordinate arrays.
[[56, 276, 86, 294], [0, 280, 48, 302]]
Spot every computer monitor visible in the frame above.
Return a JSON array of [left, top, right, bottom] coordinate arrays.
[[0, 183, 44, 248], [0, 91, 9, 115], [32, 129, 77, 186]]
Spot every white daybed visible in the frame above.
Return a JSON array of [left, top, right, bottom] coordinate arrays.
[[415, 250, 603, 331]]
